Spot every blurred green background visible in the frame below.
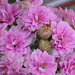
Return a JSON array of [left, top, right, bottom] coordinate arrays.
[[8, 0, 16, 3]]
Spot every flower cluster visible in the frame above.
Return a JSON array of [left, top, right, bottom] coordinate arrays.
[[0, 0, 75, 75]]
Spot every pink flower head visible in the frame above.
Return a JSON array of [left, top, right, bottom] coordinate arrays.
[[0, 51, 25, 75], [17, 5, 54, 31], [51, 21, 75, 57], [3, 29, 31, 55], [59, 52, 75, 75], [0, 0, 8, 6], [0, 4, 14, 25], [25, 49, 57, 75]]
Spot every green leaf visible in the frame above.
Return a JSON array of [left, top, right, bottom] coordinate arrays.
[[8, 0, 16, 4]]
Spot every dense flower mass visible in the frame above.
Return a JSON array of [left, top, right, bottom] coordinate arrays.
[[0, 0, 75, 75]]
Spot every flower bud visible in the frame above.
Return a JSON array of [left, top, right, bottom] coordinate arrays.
[[37, 25, 51, 39], [39, 39, 51, 52]]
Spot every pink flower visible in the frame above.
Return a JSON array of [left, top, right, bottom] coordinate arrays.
[[0, 4, 14, 25], [51, 21, 75, 57], [3, 29, 31, 55], [59, 52, 75, 75], [25, 49, 57, 75], [0, 51, 26, 75], [0, 0, 8, 5], [17, 5, 54, 31]]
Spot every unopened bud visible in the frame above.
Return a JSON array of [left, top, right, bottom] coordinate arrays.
[[39, 39, 51, 52], [37, 25, 51, 39]]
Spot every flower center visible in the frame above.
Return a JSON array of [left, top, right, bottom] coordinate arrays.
[[41, 65, 45, 69], [13, 45, 17, 48], [59, 37, 63, 41], [59, 35, 63, 41], [35, 15, 40, 22], [12, 41, 17, 48]]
